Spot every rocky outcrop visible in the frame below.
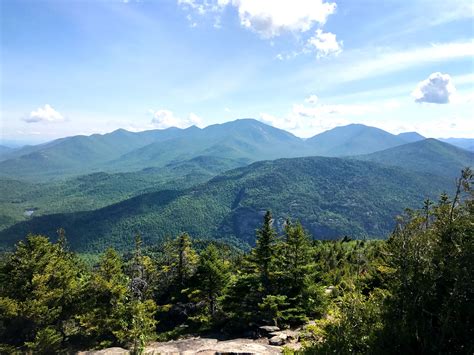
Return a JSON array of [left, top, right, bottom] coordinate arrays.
[[145, 337, 282, 354], [79, 338, 282, 354], [78, 347, 129, 355]]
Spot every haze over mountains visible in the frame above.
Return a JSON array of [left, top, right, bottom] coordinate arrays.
[[0, 119, 472, 251]]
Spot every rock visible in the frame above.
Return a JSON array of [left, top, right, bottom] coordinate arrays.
[[144, 337, 281, 354], [77, 347, 129, 355], [258, 325, 280, 337], [269, 330, 299, 343], [268, 334, 287, 346]]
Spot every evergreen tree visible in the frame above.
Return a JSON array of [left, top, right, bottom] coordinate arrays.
[[253, 210, 277, 294], [77, 248, 129, 348], [0, 234, 84, 353], [176, 233, 198, 288], [193, 244, 229, 318]]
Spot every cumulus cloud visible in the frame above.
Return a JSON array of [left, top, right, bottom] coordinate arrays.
[[150, 109, 203, 129], [23, 104, 65, 123], [177, 0, 337, 38], [233, 0, 336, 38], [412, 72, 456, 104], [307, 29, 342, 58]]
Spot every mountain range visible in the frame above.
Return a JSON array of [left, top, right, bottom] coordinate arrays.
[[0, 119, 472, 252], [1, 119, 471, 182]]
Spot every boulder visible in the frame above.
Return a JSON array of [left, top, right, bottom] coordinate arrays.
[[258, 325, 280, 337], [268, 334, 287, 346], [269, 330, 299, 343]]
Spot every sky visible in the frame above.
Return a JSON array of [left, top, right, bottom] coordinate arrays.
[[1, 0, 473, 144]]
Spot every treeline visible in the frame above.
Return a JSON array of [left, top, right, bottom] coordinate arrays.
[[0, 170, 472, 354]]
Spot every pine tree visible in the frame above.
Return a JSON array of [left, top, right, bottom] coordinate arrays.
[[77, 248, 129, 348], [176, 233, 197, 288], [0, 234, 84, 352], [194, 244, 229, 317], [253, 211, 277, 294]]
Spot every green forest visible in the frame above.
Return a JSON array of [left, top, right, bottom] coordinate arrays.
[[0, 169, 472, 354]]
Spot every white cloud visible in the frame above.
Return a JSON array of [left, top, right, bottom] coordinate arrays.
[[177, 0, 337, 38], [305, 94, 318, 104], [412, 72, 456, 104], [295, 41, 474, 88], [307, 29, 342, 58], [233, 0, 336, 38], [23, 104, 65, 123], [343, 41, 474, 83], [177, 0, 227, 15], [150, 109, 203, 129]]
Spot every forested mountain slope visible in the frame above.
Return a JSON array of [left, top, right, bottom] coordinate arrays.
[[0, 155, 243, 232], [0, 156, 452, 252], [354, 139, 473, 177], [305, 124, 407, 156]]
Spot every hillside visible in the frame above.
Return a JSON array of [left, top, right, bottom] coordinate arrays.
[[0, 155, 243, 232], [354, 139, 473, 178], [306, 124, 407, 156], [439, 137, 474, 152], [0, 156, 452, 252]]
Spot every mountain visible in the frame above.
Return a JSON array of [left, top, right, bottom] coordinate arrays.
[[354, 139, 473, 178], [439, 138, 474, 152], [0, 127, 189, 180], [0, 155, 244, 232], [0, 145, 12, 154], [0, 119, 310, 181], [108, 119, 310, 171], [1, 119, 467, 182], [397, 132, 425, 143], [306, 124, 407, 156], [0, 156, 452, 252]]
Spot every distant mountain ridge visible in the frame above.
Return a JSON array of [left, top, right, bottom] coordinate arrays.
[[439, 138, 474, 152], [0, 119, 471, 182], [354, 138, 473, 178], [397, 132, 425, 143]]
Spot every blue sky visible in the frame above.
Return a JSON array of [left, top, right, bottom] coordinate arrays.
[[1, 0, 473, 143]]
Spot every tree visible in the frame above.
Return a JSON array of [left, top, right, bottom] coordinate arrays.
[[176, 233, 198, 288], [276, 221, 324, 324], [381, 168, 474, 353], [193, 244, 229, 318], [77, 248, 129, 348], [253, 211, 277, 295], [0, 234, 84, 352]]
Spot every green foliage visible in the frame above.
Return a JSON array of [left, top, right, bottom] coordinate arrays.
[[0, 168, 471, 354], [379, 168, 474, 354], [253, 211, 277, 293], [25, 326, 63, 354], [355, 138, 473, 178], [258, 295, 288, 327], [0, 233, 85, 351], [76, 248, 130, 347], [1, 156, 453, 252], [193, 244, 230, 318]]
